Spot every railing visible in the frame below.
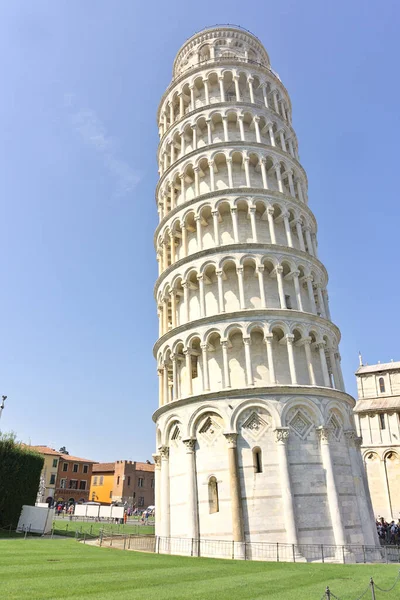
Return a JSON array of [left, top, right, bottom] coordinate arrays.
[[322, 571, 400, 600], [97, 533, 400, 565]]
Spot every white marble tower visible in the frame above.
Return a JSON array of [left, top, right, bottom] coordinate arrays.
[[152, 25, 378, 555]]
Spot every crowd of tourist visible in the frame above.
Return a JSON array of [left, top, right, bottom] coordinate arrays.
[[376, 517, 400, 545]]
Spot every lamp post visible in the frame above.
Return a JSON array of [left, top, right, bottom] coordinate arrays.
[[0, 395, 7, 421]]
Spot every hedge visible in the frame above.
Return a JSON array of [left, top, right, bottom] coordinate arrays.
[[0, 433, 44, 528]]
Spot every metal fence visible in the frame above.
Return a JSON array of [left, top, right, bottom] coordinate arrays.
[[95, 532, 400, 565], [322, 570, 400, 600]]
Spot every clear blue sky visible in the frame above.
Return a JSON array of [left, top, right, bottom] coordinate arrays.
[[0, 1, 399, 462]]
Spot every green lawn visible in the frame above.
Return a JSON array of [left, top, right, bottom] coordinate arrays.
[[52, 519, 154, 537], [0, 538, 399, 600]]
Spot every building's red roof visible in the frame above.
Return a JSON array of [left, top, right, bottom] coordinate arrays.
[[92, 462, 115, 473], [59, 454, 95, 464], [27, 445, 95, 463], [135, 462, 155, 472], [26, 445, 61, 457]]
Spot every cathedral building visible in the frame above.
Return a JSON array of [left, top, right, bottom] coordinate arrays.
[[355, 358, 400, 521], [152, 25, 378, 558]]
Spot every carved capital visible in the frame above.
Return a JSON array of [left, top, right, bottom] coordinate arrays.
[[224, 432, 238, 448], [285, 334, 294, 344], [316, 426, 330, 443], [243, 336, 251, 346], [158, 445, 170, 459], [344, 430, 363, 447], [275, 427, 290, 443], [182, 438, 196, 452], [152, 454, 161, 469]]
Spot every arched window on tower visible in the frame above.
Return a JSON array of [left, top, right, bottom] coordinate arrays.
[[208, 476, 219, 514], [379, 377, 385, 394], [253, 447, 263, 473]]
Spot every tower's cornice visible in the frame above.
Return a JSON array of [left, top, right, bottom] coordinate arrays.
[[153, 242, 328, 296], [157, 58, 291, 122], [154, 189, 317, 242], [152, 307, 341, 356], [155, 141, 308, 198], [157, 100, 298, 157], [152, 385, 355, 422]]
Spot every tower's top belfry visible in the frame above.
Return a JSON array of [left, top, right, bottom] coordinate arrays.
[[173, 25, 271, 78]]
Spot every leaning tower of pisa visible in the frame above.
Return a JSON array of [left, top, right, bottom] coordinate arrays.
[[152, 25, 378, 556]]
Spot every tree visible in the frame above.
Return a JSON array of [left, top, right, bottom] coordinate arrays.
[[59, 446, 69, 455], [0, 432, 44, 528]]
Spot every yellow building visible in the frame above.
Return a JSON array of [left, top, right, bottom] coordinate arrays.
[[28, 446, 61, 503], [90, 463, 114, 504]]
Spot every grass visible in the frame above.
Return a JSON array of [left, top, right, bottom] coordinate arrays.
[[52, 519, 155, 537], [0, 538, 399, 600]]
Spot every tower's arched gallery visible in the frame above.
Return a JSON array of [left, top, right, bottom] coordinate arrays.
[[152, 25, 378, 554]]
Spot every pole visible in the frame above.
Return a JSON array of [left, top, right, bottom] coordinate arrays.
[[370, 577, 376, 600], [0, 395, 7, 421]]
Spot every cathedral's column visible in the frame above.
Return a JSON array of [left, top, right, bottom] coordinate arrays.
[[274, 428, 300, 547], [275, 266, 286, 309], [257, 266, 267, 308], [243, 337, 254, 386], [201, 343, 210, 391], [158, 368, 164, 406], [224, 433, 245, 546], [159, 445, 170, 538], [316, 342, 331, 387], [304, 276, 317, 313], [294, 219, 306, 252], [283, 212, 293, 247], [335, 352, 346, 392], [212, 210, 220, 245], [380, 456, 393, 520], [231, 207, 239, 242], [183, 349, 193, 396], [317, 428, 347, 547], [233, 75, 241, 102], [216, 270, 225, 312], [292, 271, 303, 311], [286, 335, 298, 384], [236, 267, 246, 308], [182, 438, 199, 546], [267, 207, 276, 244], [249, 207, 258, 241], [172, 354, 180, 400], [328, 348, 340, 390], [316, 283, 326, 318], [181, 223, 188, 257], [303, 338, 316, 385], [265, 334, 276, 384], [182, 281, 190, 323], [152, 454, 161, 536], [260, 158, 268, 189], [221, 339, 231, 388]]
